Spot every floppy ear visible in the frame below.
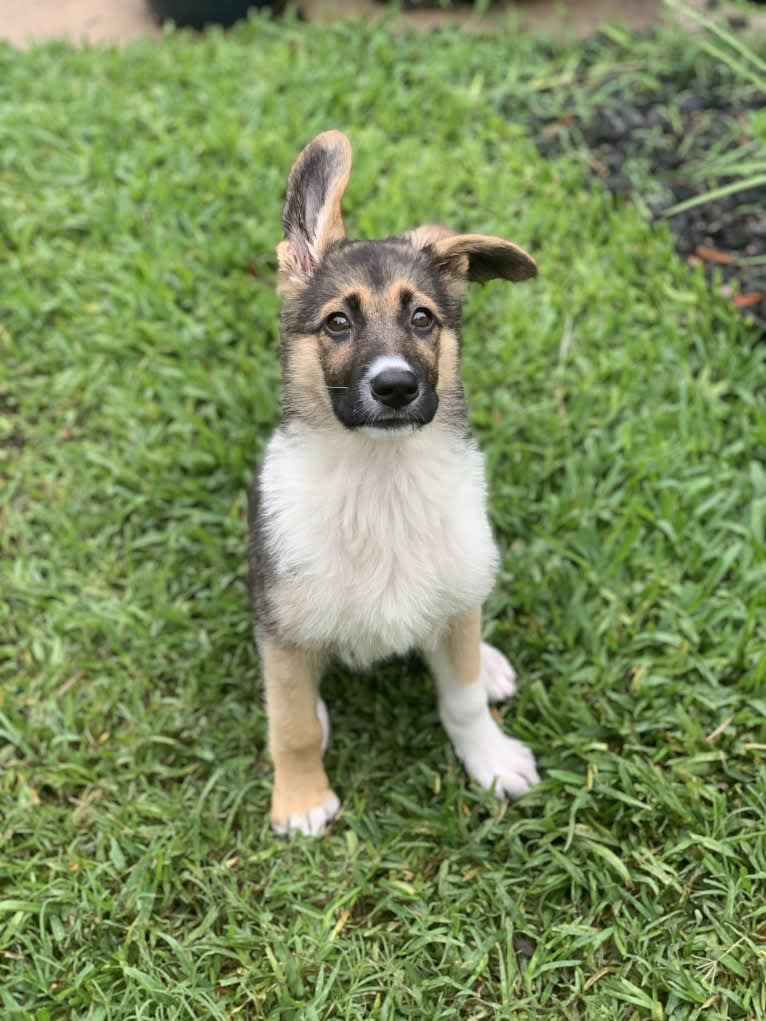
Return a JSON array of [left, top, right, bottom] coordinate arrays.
[[433, 230, 539, 279], [277, 130, 352, 288], [402, 225, 537, 284], [432, 233, 537, 283]]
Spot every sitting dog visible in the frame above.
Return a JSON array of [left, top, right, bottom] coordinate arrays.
[[248, 130, 540, 835]]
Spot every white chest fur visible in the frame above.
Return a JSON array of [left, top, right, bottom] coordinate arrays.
[[260, 423, 498, 668]]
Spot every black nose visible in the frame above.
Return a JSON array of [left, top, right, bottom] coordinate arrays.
[[370, 368, 420, 409]]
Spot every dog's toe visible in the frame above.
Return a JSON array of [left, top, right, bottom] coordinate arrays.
[[289, 793, 341, 836], [480, 642, 518, 704], [272, 791, 341, 837], [462, 733, 539, 800]]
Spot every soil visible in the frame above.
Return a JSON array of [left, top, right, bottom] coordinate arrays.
[[2, 0, 750, 48], [531, 52, 766, 337]]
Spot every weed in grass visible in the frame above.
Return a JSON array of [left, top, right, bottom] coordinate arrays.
[[1, 15, 766, 1020]]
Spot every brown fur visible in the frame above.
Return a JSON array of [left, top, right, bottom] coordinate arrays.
[[401, 224, 470, 301], [285, 336, 336, 429], [444, 608, 482, 686], [435, 326, 461, 404], [260, 639, 336, 828]]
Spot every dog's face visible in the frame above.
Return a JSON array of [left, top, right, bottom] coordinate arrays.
[[276, 132, 537, 434], [281, 236, 461, 433]]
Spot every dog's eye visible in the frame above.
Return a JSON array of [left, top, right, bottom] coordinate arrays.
[[411, 308, 434, 330], [324, 312, 352, 336]]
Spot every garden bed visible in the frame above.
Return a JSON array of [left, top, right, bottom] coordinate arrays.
[[529, 26, 766, 336]]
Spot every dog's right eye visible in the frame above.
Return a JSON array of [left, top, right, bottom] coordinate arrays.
[[324, 312, 352, 336]]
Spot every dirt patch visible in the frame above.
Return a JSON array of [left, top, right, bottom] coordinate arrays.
[[4, 0, 162, 47], [5, 0, 765, 48], [301, 0, 662, 36], [532, 50, 766, 337], [0, 0, 704, 48]]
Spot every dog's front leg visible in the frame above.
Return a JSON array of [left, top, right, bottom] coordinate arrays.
[[261, 639, 339, 836], [427, 609, 540, 798]]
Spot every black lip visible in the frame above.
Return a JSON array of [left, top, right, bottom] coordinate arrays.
[[329, 378, 439, 432], [350, 403, 438, 429], [357, 415, 422, 430]]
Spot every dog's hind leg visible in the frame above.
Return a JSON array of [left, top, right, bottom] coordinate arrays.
[[480, 641, 518, 704], [261, 639, 340, 836], [427, 609, 539, 800], [316, 696, 330, 756]]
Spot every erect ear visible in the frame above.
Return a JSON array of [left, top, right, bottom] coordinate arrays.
[[277, 130, 352, 289], [402, 225, 537, 285]]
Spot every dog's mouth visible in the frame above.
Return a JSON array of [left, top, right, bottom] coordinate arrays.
[[330, 385, 439, 434], [362, 405, 433, 430]]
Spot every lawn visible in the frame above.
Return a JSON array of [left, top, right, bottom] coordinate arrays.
[[1, 11, 766, 1019]]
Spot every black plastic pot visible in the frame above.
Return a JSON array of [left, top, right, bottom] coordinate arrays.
[[147, 0, 271, 29]]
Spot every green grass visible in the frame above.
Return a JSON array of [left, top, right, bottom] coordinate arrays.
[[2, 14, 766, 1020]]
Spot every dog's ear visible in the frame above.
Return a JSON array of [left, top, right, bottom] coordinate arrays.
[[432, 233, 538, 283], [402, 224, 537, 285], [277, 130, 352, 290]]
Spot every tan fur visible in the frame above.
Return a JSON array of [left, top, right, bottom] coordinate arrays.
[[444, 607, 482, 686], [261, 639, 336, 828], [436, 326, 460, 405], [402, 223, 457, 250], [285, 337, 336, 428], [322, 337, 357, 381], [309, 131, 352, 260], [383, 283, 447, 323], [315, 284, 378, 327], [400, 225, 469, 300], [276, 240, 307, 298]]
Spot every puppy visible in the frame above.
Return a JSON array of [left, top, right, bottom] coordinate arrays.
[[248, 130, 540, 835]]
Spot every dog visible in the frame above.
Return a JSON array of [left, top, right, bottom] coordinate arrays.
[[248, 130, 540, 835]]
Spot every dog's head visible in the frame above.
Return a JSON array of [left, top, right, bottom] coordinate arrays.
[[276, 130, 537, 435]]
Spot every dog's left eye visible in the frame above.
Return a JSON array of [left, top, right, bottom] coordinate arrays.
[[324, 312, 352, 336], [411, 308, 434, 330]]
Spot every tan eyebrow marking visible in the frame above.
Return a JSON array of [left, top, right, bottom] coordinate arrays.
[[317, 286, 374, 325], [387, 282, 445, 322]]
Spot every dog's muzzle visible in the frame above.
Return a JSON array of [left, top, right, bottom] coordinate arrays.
[[328, 357, 439, 432]]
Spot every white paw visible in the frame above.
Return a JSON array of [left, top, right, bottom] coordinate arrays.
[[480, 642, 518, 703], [272, 792, 340, 837], [458, 730, 539, 800], [317, 696, 330, 756]]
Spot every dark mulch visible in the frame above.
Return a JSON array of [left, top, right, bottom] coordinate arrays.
[[530, 42, 766, 337]]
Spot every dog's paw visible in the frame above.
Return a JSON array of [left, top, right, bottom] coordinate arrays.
[[480, 642, 518, 704], [271, 789, 340, 837], [459, 731, 539, 800], [317, 696, 330, 756]]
